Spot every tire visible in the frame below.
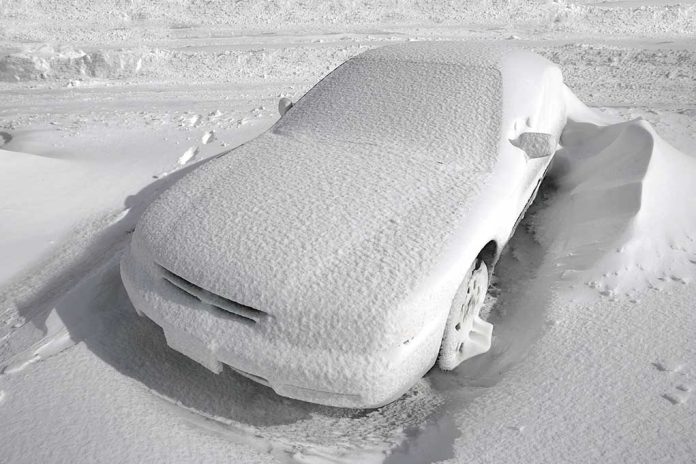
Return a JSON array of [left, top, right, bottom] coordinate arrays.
[[438, 259, 493, 371]]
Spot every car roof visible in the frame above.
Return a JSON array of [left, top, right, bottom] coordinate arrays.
[[353, 41, 515, 67], [273, 42, 504, 166]]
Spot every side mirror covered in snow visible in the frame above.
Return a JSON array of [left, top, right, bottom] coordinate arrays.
[[278, 97, 294, 117], [512, 132, 556, 159]]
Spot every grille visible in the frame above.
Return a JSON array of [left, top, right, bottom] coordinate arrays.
[[158, 264, 267, 324]]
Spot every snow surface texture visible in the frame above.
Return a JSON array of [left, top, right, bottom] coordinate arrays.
[[1, 0, 696, 462]]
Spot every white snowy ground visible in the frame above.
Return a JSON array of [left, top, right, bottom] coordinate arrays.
[[1, 1, 696, 463]]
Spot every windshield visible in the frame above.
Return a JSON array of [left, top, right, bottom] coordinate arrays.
[[274, 58, 502, 165]]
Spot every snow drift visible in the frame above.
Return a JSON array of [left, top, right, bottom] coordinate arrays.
[[534, 90, 696, 301], [0, 44, 146, 82]]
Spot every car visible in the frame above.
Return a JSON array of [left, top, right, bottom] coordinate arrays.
[[120, 41, 566, 408]]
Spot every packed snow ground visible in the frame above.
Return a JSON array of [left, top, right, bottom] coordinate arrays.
[[1, 1, 696, 463]]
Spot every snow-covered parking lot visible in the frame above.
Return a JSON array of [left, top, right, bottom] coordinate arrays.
[[1, 1, 695, 463]]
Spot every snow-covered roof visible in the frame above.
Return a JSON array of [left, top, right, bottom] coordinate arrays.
[[273, 42, 503, 167], [354, 41, 509, 66]]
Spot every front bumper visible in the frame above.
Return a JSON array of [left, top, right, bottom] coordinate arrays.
[[120, 243, 443, 408]]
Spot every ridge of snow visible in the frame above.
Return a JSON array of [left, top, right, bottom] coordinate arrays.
[[532, 95, 696, 301]]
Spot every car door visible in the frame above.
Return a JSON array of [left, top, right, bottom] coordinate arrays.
[[516, 73, 563, 202]]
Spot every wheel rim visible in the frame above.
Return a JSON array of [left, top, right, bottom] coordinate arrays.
[[438, 261, 493, 371]]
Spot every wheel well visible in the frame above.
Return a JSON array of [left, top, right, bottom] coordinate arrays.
[[477, 240, 498, 270]]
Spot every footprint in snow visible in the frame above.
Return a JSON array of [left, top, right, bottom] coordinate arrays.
[[653, 360, 692, 405], [663, 390, 690, 405], [652, 359, 683, 373], [0, 131, 11, 147]]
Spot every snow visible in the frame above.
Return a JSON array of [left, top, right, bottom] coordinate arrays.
[[1, 0, 696, 462], [535, 112, 696, 300]]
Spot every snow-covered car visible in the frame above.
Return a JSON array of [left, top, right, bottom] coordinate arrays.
[[120, 42, 566, 408]]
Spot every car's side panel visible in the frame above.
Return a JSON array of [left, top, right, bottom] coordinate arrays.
[[409, 55, 566, 371]]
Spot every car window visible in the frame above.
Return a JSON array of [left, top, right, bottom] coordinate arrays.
[[274, 59, 502, 166]]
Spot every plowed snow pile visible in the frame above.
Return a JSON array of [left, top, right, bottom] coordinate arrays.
[[0, 44, 146, 82]]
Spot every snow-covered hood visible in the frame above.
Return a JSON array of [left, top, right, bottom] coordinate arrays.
[[136, 136, 498, 342]]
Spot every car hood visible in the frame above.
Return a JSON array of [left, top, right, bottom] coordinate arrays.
[[135, 128, 498, 348]]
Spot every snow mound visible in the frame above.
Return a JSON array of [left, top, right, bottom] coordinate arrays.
[[535, 93, 696, 300], [0, 44, 145, 82], [178, 146, 199, 165], [201, 131, 215, 144]]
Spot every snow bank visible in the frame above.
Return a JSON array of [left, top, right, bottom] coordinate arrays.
[[0, 44, 146, 82], [4, 0, 694, 44], [533, 88, 696, 301]]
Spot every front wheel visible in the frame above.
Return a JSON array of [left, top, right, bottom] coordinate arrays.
[[438, 260, 493, 371]]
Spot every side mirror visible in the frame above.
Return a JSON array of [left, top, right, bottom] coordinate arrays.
[[278, 97, 293, 117], [511, 132, 556, 159]]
